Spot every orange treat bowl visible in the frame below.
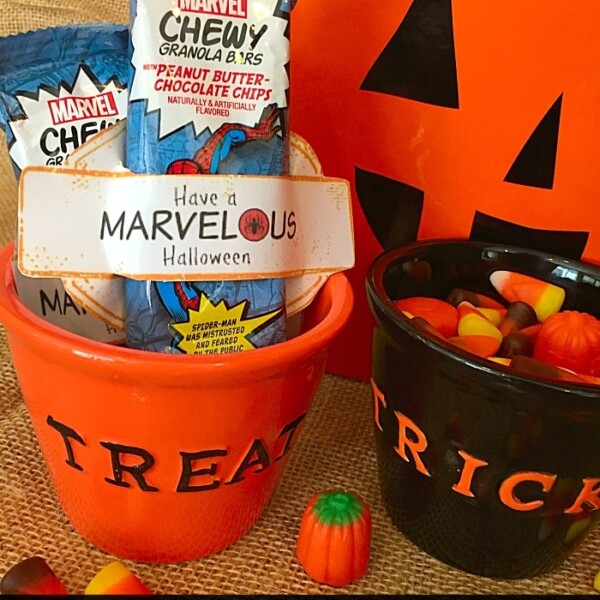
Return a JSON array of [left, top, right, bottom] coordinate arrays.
[[0, 242, 353, 563], [366, 239, 600, 579]]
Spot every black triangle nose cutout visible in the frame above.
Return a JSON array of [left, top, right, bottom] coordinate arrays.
[[505, 95, 563, 190]]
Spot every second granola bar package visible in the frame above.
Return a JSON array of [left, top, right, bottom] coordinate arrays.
[[0, 23, 129, 343]]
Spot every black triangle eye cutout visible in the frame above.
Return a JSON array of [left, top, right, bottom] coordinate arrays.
[[355, 167, 424, 251], [470, 211, 588, 260], [504, 94, 563, 190], [360, 0, 459, 109]]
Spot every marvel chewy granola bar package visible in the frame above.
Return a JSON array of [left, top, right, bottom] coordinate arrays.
[[0, 23, 129, 342], [125, 0, 292, 354]]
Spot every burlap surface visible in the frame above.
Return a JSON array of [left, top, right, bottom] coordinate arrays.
[[0, 1, 599, 595]]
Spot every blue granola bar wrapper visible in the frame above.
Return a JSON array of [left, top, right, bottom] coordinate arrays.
[[0, 23, 129, 178], [125, 0, 291, 354], [0, 23, 129, 344]]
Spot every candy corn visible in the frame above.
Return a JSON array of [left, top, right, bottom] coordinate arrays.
[[510, 355, 587, 384], [400, 277, 600, 386], [498, 301, 538, 337], [475, 306, 507, 326], [489, 271, 565, 321], [487, 356, 511, 366], [410, 316, 446, 339], [498, 331, 534, 359], [594, 568, 600, 593], [456, 304, 503, 344], [519, 323, 543, 344], [447, 335, 500, 358], [85, 561, 152, 595], [0, 557, 68, 595], [446, 288, 505, 309]]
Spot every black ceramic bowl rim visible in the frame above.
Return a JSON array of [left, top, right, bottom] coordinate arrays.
[[366, 238, 600, 399]]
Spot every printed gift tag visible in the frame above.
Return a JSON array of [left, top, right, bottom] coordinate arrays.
[[17, 133, 354, 331], [35, 122, 349, 327], [19, 169, 353, 279]]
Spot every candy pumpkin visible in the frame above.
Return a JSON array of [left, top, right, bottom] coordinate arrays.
[[394, 296, 458, 337], [533, 311, 600, 376], [296, 490, 371, 587], [291, 0, 600, 381]]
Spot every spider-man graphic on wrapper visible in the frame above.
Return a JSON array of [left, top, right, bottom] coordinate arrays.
[[166, 104, 281, 177], [124, 103, 288, 353]]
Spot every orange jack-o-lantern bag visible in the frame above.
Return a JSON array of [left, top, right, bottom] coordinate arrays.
[[291, 0, 600, 381]]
